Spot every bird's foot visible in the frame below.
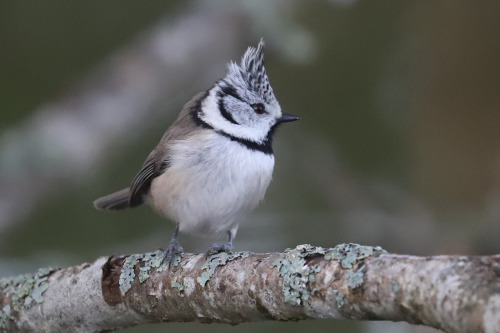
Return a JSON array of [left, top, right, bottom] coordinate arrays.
[[207, 242, 233, 256], [164, 239, 183, 266]]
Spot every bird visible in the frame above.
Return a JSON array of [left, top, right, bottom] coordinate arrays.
[[93, 39, 299, 259]]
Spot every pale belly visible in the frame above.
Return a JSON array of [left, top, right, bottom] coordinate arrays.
[[148, 133, 275, 237]]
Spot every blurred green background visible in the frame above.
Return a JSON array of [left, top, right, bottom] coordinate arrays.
[[1, 1, 500, 332]]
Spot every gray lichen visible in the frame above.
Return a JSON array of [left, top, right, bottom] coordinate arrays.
[[171, 277, 186, 297], [4, 267, 57, 311], [347, 265, 365, 289], [324, 244, 385, 291], [119, 250, 179, 294], [197, 251, 250, 287], [271, 244, 325, 306], [138, 266, 150, 283], [138, 250, 167, 283], [325, 243, 386, 269], [0, 305, 13, 329], [332, 290, 345, 308], [0, 267, 58, 329], [119, 255, 138, 294], [169, 254, 182, 268], [272, 244, 385, 306]]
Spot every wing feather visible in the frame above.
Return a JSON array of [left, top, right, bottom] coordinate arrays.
[[129, 156, 157, 207], [127, 91, 208, 207]]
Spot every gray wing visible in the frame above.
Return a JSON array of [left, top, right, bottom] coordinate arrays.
[[128, 91, 208, 207], [129, 152, 159, 207]]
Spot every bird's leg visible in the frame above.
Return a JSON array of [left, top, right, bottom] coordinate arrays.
[[207, 230, 234, 255], [165, 224, 183, 264]]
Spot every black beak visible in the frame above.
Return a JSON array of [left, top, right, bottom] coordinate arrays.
[[278, 113, 300, 123]]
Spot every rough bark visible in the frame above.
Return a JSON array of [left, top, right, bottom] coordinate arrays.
[[0, 244, 499, 333]]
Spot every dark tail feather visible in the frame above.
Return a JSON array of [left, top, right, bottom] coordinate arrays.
[[93, 188, 132, 210]]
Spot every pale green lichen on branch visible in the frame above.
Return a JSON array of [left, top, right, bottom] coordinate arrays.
[[171, 277, 186, 297], [271, 244, 323, 306], [347, 265, 365, 288], [118, 249, 181, 294], [119, 255, 138, 294], [116, 243, 386, 307], [117, 249, 251, 296], [324, 243, 386, 268], [0, 305, 13, 329], [271, 243, 386, 307], [0, 267, 59, 329], [197, 251, 250, 287]]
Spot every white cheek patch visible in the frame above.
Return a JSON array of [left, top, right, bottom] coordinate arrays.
[[201, 90, 271, 144], [223, 96, 249, 124]]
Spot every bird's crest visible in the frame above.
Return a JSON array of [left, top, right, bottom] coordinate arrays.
[[224, 39, 276, 104]]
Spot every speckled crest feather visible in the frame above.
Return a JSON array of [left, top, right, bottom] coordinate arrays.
[[224, 39, 276, 104]]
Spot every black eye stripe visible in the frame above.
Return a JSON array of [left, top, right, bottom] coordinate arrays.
[[191, 95, 274, 156], [217, 84, 266, 118], [218, 97, 240, 125], [220, 84, 244, 102]]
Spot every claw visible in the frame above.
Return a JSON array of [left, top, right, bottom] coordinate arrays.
[[164, 239, 183, 266], [164, 224, 183, 266], [207, 229, 235, 256], [207, 242, 233, 256]]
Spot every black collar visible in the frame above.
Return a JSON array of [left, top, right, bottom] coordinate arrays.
[[190, 91, 274, 156]]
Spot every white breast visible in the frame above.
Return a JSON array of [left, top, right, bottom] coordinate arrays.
[[148, 131, 275, 237]]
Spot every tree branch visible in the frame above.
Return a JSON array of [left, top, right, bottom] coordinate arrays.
[[1, 244, 499, 332]]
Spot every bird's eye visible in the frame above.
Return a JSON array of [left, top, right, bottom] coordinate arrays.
[[251, 103, 266, 115]]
